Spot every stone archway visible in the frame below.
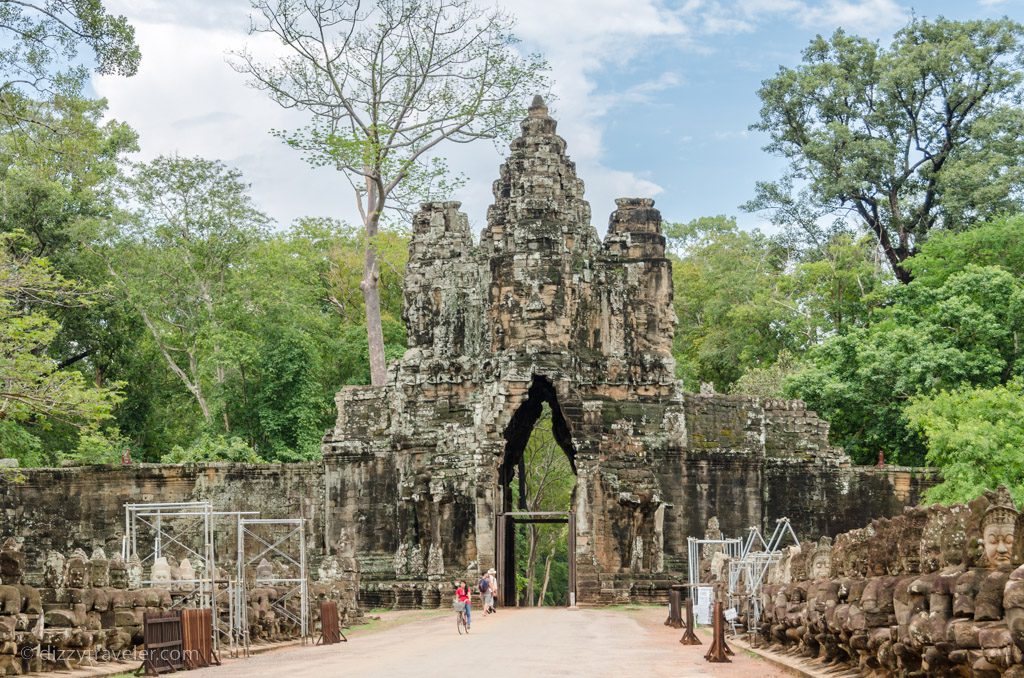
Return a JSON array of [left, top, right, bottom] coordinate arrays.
[[495, 375, 578, 605]]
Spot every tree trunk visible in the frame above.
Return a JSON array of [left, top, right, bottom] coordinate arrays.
[[361, 186, 388, 386], [524, 524, 537, 607], [537, 548, 554, 606]]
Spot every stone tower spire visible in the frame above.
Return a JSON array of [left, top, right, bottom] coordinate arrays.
[[482, 96, 599, 351], [482, 96, 594, 255]]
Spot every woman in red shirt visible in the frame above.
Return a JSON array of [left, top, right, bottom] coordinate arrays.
[[455, 580, 471, 629]]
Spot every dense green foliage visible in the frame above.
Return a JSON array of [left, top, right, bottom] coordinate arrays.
[[748, 17, 1024, 283], [906, 380, 1024, 505]]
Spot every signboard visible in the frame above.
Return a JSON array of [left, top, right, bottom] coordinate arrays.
[[695, 586, 714, 625]]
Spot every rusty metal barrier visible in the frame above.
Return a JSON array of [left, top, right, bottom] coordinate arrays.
[[317, 600, 347, 645], [141, 611, 184, 675], [664, 586, 683, 629], [181, 608, 218, 669], [679, 594, 701, 645], [703, 602, 733, 663]]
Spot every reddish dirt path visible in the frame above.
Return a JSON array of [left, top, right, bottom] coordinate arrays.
[[191, 606, 790, 678]]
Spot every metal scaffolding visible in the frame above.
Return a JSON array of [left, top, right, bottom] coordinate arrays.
[[687, 536, 743, 586], [724, 518, 800, 638], [123, 501, 257, 657], [235, 517, 309, 654]]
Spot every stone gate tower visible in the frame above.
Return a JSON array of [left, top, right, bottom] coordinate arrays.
[[322, 97, 887, 607]]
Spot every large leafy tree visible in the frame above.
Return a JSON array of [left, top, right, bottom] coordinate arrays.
[[668, 216, 793, 391], [0, 233, 121, 464], [788, 220, 1024, 465], [232, 0, 548, 385], [906, 379, 1024, 505], [111, 156, 270, 428], [0, 0, 140, 127], [748, 18, 1024, 283]]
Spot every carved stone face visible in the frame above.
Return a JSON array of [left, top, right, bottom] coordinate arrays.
[[983, 522, 1015, 570], [66, 554, 88, 588], [150, 556, 172, 584], [811, 553, 830, 580]]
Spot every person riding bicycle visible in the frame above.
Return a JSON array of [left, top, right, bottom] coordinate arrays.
[[455, 580, 471, 630]]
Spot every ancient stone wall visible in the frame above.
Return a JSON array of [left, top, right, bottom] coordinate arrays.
[[756, 487, 1024, 677], [0, 462, 327, 584]]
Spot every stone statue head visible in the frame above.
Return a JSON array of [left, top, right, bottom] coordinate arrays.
[[44, 550, 66, 588], [810, 536, 833, 580], [256, 558, 274, 580], [150, 556, 172, 585], [108, 553, 128, 589], [127, 553, 143, 588], [89, 547, 109, 588], [66, 548, 89, 588], [981, 485, 1017, 571]]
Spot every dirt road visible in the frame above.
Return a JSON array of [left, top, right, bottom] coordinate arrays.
[[190, 606, 789, 678]]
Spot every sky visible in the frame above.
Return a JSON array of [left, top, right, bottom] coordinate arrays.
[[90, 0, 1024, 234]]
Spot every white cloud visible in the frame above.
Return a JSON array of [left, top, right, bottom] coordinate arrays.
[[798, 0, 909, 35]]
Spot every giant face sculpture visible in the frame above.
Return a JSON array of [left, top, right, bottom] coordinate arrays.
[[981, 486, 1018, 571], [810, 537, 832, 580]]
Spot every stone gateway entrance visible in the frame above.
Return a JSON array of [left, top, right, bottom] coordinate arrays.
[[320, 97, 929, 607]]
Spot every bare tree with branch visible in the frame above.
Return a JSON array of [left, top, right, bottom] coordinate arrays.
[[232, 0, 548, 385]]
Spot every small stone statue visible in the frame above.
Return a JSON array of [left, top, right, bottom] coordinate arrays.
[[65, 549, 89, 589], [810, 536, 832, 580], [981, 485, 1017, 571], [150, 556, 172, 586], [255, 558, 274, 581], [88, 547, 109, 588], [44, 550, 66, 588], [177, 557, 196, 591], [108, 553, 128, 589], [127, 553, 143, 588]]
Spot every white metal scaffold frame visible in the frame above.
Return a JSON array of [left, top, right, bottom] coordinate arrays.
[[725, 518, 800, 637], [687, 535, 743, 586], [123, 501, 258, 657], [235, 517, 309, 655]]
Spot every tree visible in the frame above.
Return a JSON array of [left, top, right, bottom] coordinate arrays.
[[788, 263, 1023, 465], [906, 380, 1024, 506], [668, 216, 793, 391], [0, 232, 121, 464], [111, 156, 270, 427], [0, 0, 140, 127], [233, 0, 548, 385], [748, 18, 1024, 283]]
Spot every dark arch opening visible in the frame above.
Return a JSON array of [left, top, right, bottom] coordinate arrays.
[[496, 375, 578, 604]]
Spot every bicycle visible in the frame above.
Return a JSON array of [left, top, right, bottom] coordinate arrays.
[[455, 601, 470, 635]]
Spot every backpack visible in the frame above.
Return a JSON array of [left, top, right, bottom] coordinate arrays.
[[479, 577, 490, 593]]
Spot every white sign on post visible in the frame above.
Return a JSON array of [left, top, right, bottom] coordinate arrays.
[[695, 585, 714, 625]]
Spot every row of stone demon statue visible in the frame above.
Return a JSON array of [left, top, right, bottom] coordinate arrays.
[[751, 486, 1024, 677], [0, 539, 357, 675]]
